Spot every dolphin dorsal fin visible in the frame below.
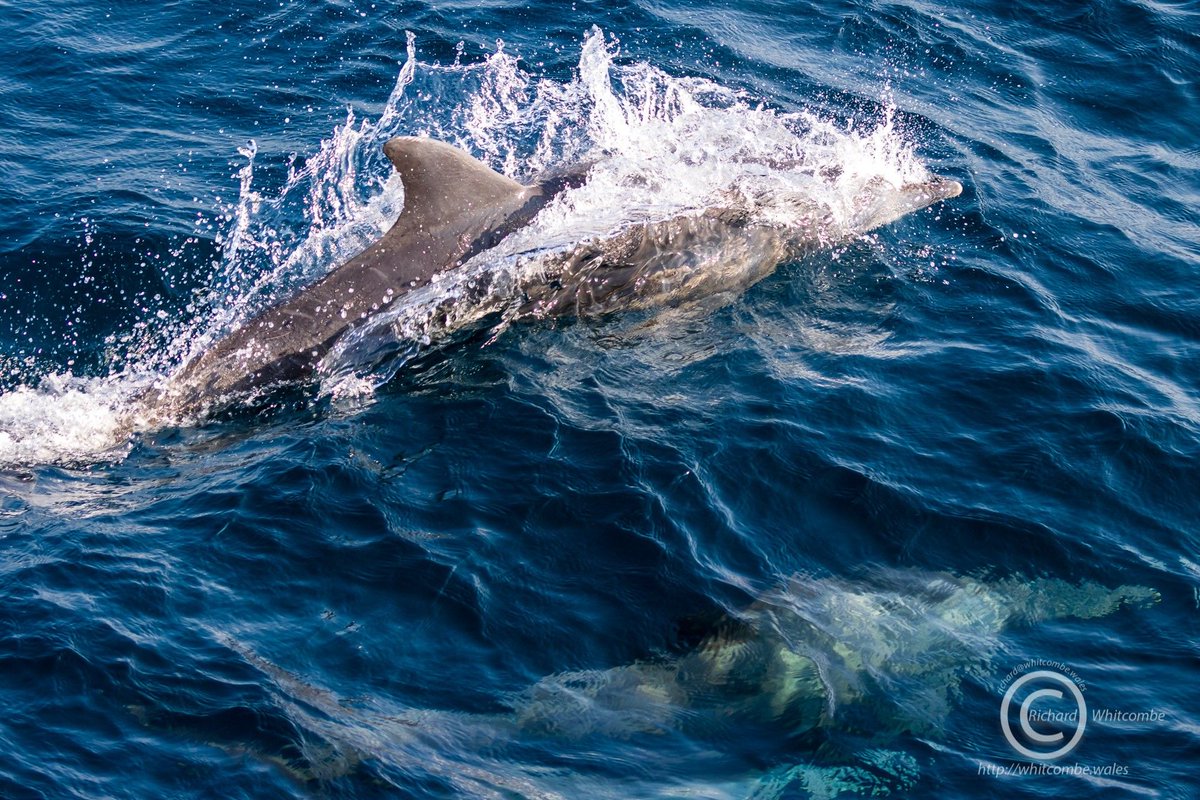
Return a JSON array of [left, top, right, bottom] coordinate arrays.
[[382, 137, 532, 231]]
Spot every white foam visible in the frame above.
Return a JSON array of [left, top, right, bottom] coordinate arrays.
[[0, 372, 146, 467]]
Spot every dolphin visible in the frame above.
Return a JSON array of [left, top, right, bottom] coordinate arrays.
[[499, 572, 1158, 796], [154, 137, 962, 416], [139, 572, 1155, 798], [511, 572, 1158, 744]]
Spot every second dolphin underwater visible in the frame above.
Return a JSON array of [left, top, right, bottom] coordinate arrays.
[[152, 136, 962, 417], [183, 571, 1156, 797]]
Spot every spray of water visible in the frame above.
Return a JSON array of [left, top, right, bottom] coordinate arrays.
[[0, 27, 936, 468]]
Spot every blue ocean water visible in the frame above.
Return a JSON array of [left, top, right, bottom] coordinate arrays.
[[1, 0, 1198, 797]]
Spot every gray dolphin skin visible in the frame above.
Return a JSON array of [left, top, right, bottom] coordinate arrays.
[[157, 137, 587, 413], [519, 174, 963, 319], [156, 137, 962, 415]]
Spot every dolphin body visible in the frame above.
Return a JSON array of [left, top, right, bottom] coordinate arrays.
[[156, 137, 962, 416], [511, 572, 1158, 745], [148, 572, 1155, 798]]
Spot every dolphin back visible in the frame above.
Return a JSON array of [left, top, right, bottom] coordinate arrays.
[[157, 138, 574, 415]]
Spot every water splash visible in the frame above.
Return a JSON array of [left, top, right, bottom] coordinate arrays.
[[0, 372, 146, 467], [0, 27, 941, 467], [321, 29, 938, 388]]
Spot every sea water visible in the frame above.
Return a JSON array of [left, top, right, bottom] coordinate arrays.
[[0, 2, 1197, 798]]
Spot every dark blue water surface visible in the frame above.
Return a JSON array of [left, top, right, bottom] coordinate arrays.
[[2, 1, 1198, 798]]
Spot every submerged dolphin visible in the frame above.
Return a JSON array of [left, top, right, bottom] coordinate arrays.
[[499, 572, 1157, 796], [156, 137, 962, 415], [512, 573, 1157, 742], [144, 572, 1155, 797]]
